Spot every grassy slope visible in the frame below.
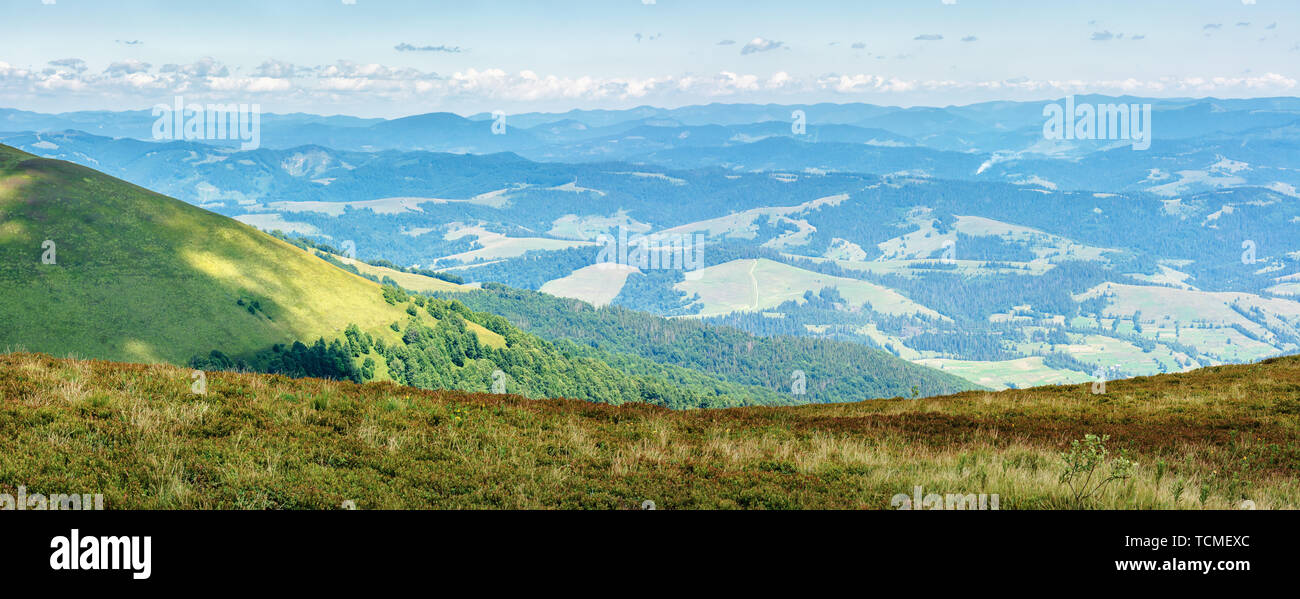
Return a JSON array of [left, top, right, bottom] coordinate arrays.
[[3, 351, 1295, 509], [0, 145, 793, 407], [334, 254, 464, 294], [0, 144, 502, 363], [322, 253, 504, 347], [330, 256, 508, 351]]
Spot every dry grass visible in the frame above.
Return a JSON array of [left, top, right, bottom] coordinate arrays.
[[1, 352, 1296, 509]]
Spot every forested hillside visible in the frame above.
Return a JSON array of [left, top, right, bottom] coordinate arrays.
[[437, 283, 981, 402]]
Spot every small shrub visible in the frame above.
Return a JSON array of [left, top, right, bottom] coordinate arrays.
[[1059, 434, 1136, 507]]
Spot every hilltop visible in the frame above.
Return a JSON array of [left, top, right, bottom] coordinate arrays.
[[1, 351, 1295, 509], [0, 143, 457, 364]]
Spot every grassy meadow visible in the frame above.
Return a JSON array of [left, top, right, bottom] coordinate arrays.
[[0, 145, 419, 365], [2, 351, 1295, 509]]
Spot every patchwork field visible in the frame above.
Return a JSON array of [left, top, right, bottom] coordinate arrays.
[[257, 197, 437, 217], [233, 213, 322, 236], [916, 356, 1092, 390], [797, 255, 1053, 278], [436, 225, 595, 265], [657, 193, 849, 241], [1078, 283, 1300, 334], [539, 263, 640, 306], [676, 258, 944, 319]]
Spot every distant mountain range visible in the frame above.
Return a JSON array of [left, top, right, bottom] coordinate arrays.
[[2, 96, 1298, 393], [5, 95, 1298, 198], [6, 95, 1300, 154]]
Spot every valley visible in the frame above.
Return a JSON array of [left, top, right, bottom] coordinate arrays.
[[5, 97, 1299, 392]]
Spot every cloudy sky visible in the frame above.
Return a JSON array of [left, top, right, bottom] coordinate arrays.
[[2, 0, 1297, 117]]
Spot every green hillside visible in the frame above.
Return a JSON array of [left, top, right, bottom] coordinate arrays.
[[0, 144, 421, 364], [0, 145, 792, 408]]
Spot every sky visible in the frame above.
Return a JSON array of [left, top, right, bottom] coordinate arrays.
[[1, 0, 1297, 117]]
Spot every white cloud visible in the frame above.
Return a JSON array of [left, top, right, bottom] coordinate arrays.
[[766, 71, 795, 89], [254, 60, 302, 79], [104, 61, 152, 77], [740, 37, 786, 55], [2, 57, 1295, 113], [394, 43, 463, 53], [712, 71, 760, 93], [160, 57, 229, 78], [47, 58, 87, 73]]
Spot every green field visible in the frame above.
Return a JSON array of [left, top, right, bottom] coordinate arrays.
[[916, 356, 1091, 390], [438, 224, 595, 264], [0, 145, 412, 365], [539, 263, 640, 306], [675, 258, 943, 319]]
